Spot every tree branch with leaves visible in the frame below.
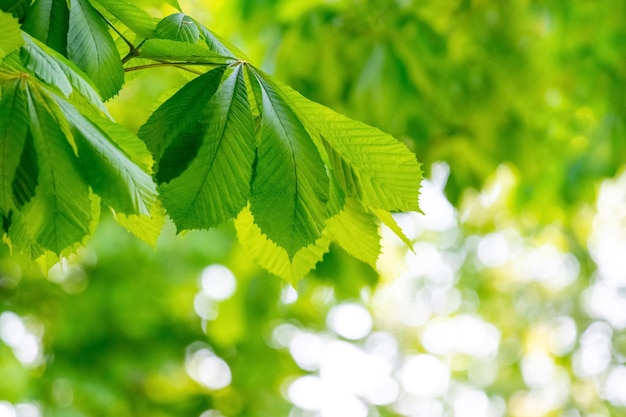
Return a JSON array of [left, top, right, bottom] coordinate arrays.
[[0, 0, 421, 283]]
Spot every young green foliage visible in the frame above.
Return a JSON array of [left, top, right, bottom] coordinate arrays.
[[0, 11, 23, 59], [0, 0, 421, 283]]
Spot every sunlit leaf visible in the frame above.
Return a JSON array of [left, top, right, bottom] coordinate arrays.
[[138, 38, 230, 62], [160, 65, 255, 230], [113, 200, 165, 247], [20, 34, 108, 113], [326, 198, 380, 269], [235, 205, 331, 284], [155, 13, 200, 43], [22, 0, 70, 56], [20, 36, 73, 97], [270, 76, 422, 212], [0, 11, 23, 60], [163, 0, 181, 11], [92, 0, 158, 39], [248, 67, 330, 258], [198, 25, 239, 58], [67, 0, 124, 99], [372, 208, 414, 251]]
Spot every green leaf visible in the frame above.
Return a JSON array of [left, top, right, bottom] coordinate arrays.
[[22, 0, 70, 56], [160, 65, 256, 230], [0, 11, 23, 60], [248, 67, 330, 257], [235, 206, 331, 285], [91, 0, 158, 39], [12, 131, 39, 209], [155, 13, 200, 43], [0, 0, 29, 20], [21, 81, 93, 253], [373, 208, 414, 252], [112, 200, 165, 247], [20, 36, 73, 97], [0, 78, 29, 213], [54, 96, 157, 215], [138, 38, 230, 63], [138, 65, 226, 163], [270, 76, 422, 213], [67, 0, 124, 100], [21, 34, 108, 113], [8, 189, 100, 264], [198, 25, 238, 59], [163, 0, 181, 11], [326, 198, 381, 269]]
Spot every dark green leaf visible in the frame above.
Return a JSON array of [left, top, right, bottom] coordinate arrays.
[[155, 13, 200, 43], [67, 0, 124, 99], [160, 64, 256, 229], [22, 0, 70, 56], [21, 81, 93, 253], [248, 67, 330, 257], [138, 65, 226, 162], [0, 78, 29, 212], [12, 131, 39, 209], [0, 0, 29, 20]]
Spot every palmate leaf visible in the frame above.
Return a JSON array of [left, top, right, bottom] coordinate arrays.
[[91, 0, 158, 40], [266, 75, 422, 213], [159, 64, 256, 230], [155, 13, 200, 43], [248, 67, 331, 258], [22, 0, 70, 56], [20, 80, 93, 253], [0, 78, 29, 214], [0, 11, 23, 60], [67, 0, 124, 100]]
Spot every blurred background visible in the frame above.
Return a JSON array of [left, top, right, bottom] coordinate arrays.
[[2, 0, 626, 416]]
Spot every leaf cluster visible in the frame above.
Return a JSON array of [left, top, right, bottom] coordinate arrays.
[[0, 0, 421, 282]]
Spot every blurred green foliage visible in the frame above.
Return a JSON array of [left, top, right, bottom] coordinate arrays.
[[2, 1, 626, 417]]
